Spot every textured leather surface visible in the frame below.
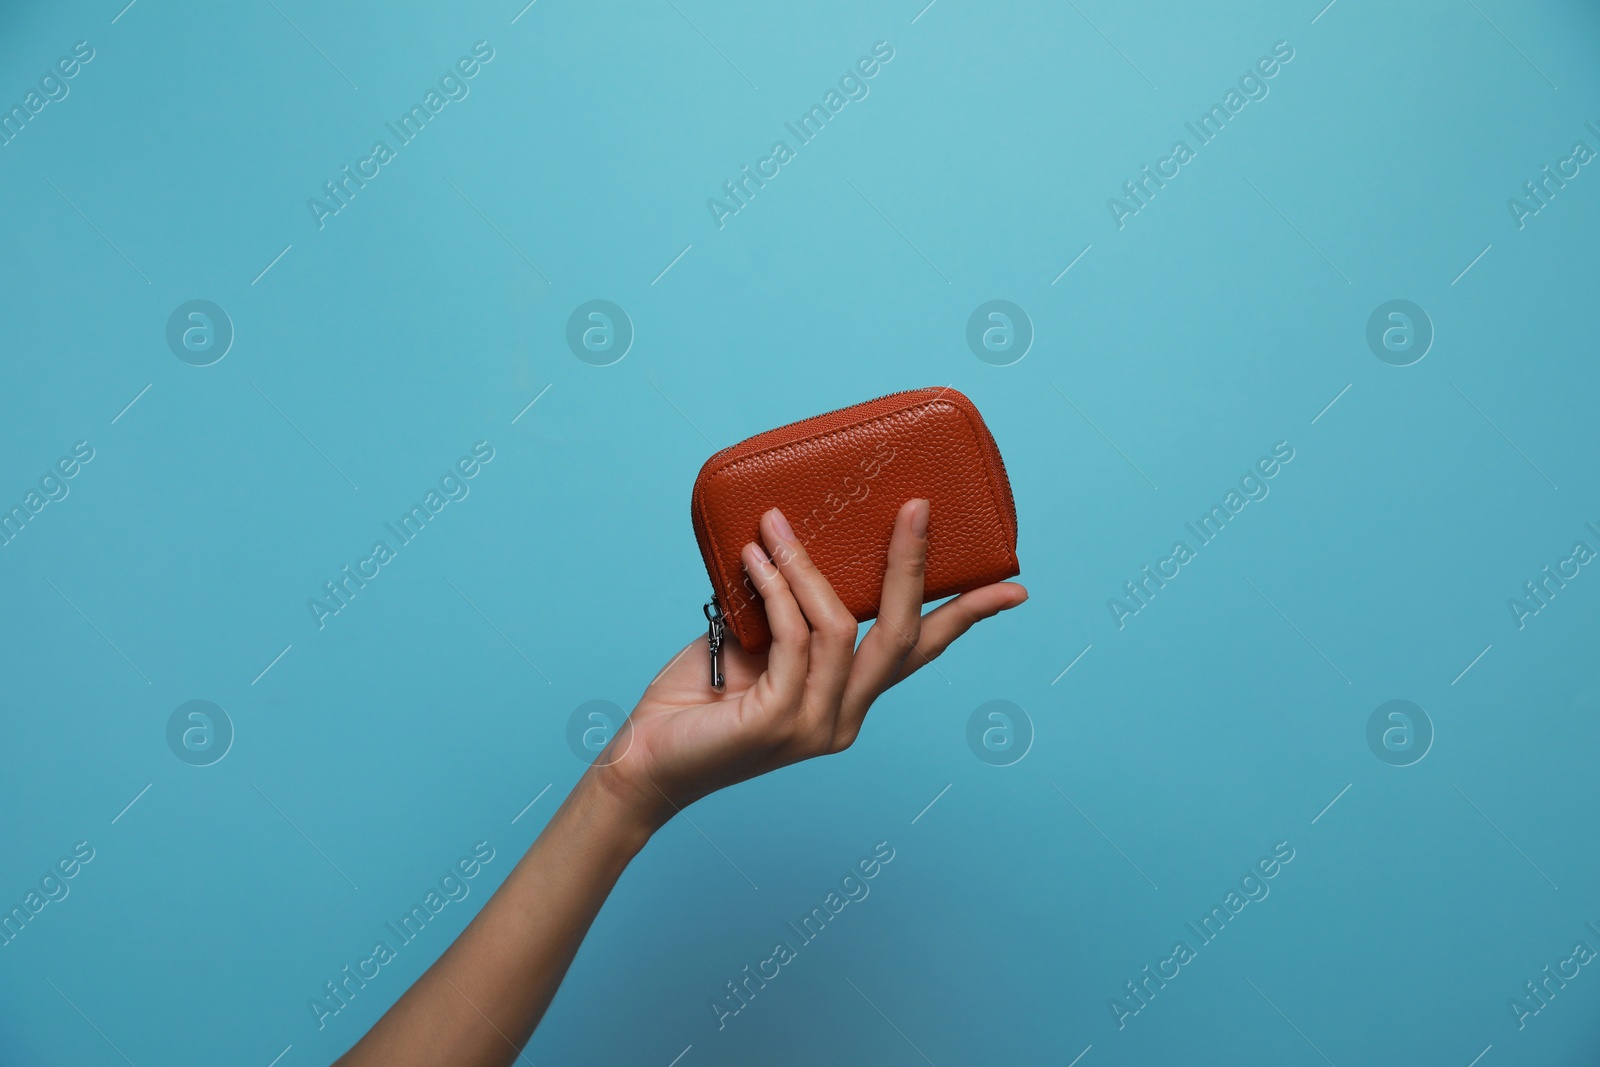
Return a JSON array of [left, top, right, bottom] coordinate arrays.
[[691, 387, 1020, 651]]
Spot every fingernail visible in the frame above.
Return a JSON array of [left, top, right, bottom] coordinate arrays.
[[747, 541, 771, 568], [910, 499, 929, 538], [768, 508, 795, 542]]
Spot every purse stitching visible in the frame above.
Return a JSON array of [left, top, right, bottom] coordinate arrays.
[[946, 401, 1018, 553], [699, 502, 739, 628], [703, 391, 942, 475]]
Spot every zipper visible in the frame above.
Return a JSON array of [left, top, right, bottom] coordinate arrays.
[[703, 596, 726, 689], [693, 386, 936, 473]]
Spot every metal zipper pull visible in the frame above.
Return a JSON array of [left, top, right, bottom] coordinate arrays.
[[704, 597, 726, 690]]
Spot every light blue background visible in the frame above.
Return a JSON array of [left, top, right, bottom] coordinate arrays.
[[3, 1, 1599, 1064]]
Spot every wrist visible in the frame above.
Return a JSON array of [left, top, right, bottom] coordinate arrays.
[[575, 762, 665, 853]]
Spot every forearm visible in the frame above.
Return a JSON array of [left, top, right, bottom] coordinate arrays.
[[336, 770, 654, 1067]]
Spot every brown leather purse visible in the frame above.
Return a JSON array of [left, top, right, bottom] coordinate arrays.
[[691, 386, 1020, 686]]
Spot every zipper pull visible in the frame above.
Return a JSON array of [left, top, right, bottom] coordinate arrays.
[[703, 597, 726, 690]]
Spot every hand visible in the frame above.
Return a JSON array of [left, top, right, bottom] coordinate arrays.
[[336, 500, 1025, 1067], [592, 499, 1027, 832]]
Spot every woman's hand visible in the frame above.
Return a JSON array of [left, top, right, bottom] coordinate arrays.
[[337, 498, 1024, 1067], [593, 499, 1028, 832]]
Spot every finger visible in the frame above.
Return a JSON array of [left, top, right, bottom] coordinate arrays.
[[764, 508, 864, 659], [893, 582, 1028, 685], [740, 540, 808, 707], [761, 508, 856, 728], [837, 499, 928, 741]]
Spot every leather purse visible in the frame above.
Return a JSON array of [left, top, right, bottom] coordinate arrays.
[[691, 386, 1019, 685]]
